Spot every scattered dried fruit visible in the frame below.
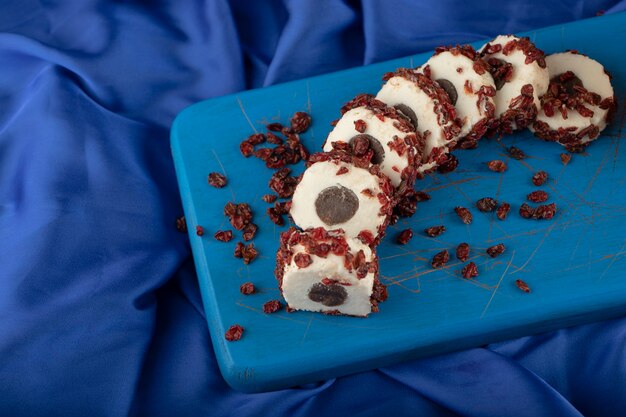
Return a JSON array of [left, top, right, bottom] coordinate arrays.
[[290, 112, 312, 133], [456, 243, 470, 262], [175, 216, 187, 233], [240, 282, 255, 295], [225, 324, 244, 341], [424, 225, 446, 237], [496, 202, 511, 220], [208, 172, 227, 188], [527, 190, 548, 203], [263, 300, 283, 314], [487, 160, 507, 173], [241, 243, 258, 264], [195, 226, 204, 236], [508, 146, 527, 160], [294, 253, 313, 268], [515, 279, 531, 293], [262, 194, 278, 203], [234, 242, 244, 258], [431, 250, 450, 268], [437, 154, 459, 174], [224, 202, 253, 230], [486, 243, 506, 258], [242, 223, 258, 241], [476, 197, 498, 212], [269, 168, 299, 198], [461, 262, 479, 279], [396, 229, 414, 245], [532, 171, 548, 186], [454, 206, 473, 224], [214, 230, 233, 242], [560, 153, 571, 165]]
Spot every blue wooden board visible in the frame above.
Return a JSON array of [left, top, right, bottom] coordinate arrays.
[[171, 13, 626, 393]]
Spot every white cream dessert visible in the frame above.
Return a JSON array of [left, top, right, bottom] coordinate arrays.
[[323, 94, 423, 187], [531, 51, 616, 151], [275, 227, 387, 316], [419, 45, 496, 149], [376, 69, 462, 175], [289, 151, 394, 245], [479, 35, 549, 133]]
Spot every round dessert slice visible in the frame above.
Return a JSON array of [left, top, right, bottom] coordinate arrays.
[[479, 35, 549, 134], [420, 45, 496, 149], [323, 94, 424, 187], [530, 51, 616, 152], [275, 227, 388, 317], [289, 151, 394, 245], [376, 69, 462, 175]]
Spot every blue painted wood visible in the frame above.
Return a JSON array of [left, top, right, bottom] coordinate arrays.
[[171, 12, 626, 393]]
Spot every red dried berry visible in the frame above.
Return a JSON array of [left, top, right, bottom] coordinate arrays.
[[336, 166, 349, 175], [532, 171, 548, 186], [290, 112, 312, 134], [487, 160, 507, 173], [354, 119, 367, 133], [208, 172, 227, 188], [195, 226, 204, 236], [437, 154, 459, 174], [560, 153, 571, 165], [454, 207, 473, 224], [396, 229, 413, 245], [247, 133, 266, 145], [486, 243, 506, 258], [266, 132, 283, 145], [294, 253, 313, 268], [267, 207, 284, 226], [224, 202, 253, 230], [225, 324, 244, 341], [456, 243, 470, 262], [269, 168, 299, 198], [241, 243, 258, 265], [175, 216, 187, 233], [527, 190, 548, 203], [266, 122, 284, 132], [476, 197, 498, 212], [415, 191, 431, 201], [262, 194, 278, 203], [496, 202, 511, 220], [240, 282, 255, 295], [263, 300, 283, 314], [534, 203, 557, 220], [431, 250, 449, 268], [234, 242, 245, 258], [239, 140, 254, 157], [425, 225, 445, 237], [519, 203, 535, 219], [508, 146, 526, 160], [461, 262, 479, 279], [214, 230, 233, 242], [242, 223, 258, 241], [515, 279, 531, 293]]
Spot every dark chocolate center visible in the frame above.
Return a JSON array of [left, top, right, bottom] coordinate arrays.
[[436, 78, 458, 105], [393, 104, 418, 130], [349, 134, 385, 164], [315, 185, 359, 226], [308, 283, 348, 307]]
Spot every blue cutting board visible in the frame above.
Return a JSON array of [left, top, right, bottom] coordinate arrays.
[[171, 13, 626, 393]]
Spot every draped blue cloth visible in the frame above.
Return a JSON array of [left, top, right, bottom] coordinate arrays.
[[1, 1, 625, 416]]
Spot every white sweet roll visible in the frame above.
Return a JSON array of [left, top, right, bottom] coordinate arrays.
[[420, 45, 496, 149], [479, 35, 549, 133], [289, 151, 394, 246], [376, 69, 462, 175], [275, 227, 387, 316], [323, 94, 423, 187], [530, 51, 616, 152]]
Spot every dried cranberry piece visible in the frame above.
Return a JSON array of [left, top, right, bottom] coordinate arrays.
[[266, 132, 283, 145], [515, 279, 531, 293], [496, 202, 511, 220], [224, 202, 253, 230], [508, 146, 527, 160], [175, 216, 187, 233], [437, 154, 459, 174], [415, 191, 431, 201], [263, 300, 283, 314], [269, 168, 299, 198], [534, 203, 557, 220], [431, 250, 449, 268], [240, 282, 255, 295], [290, 112, 311, 134], [267, 207, 284, 226], [214, 230, 233, 242], [532, 171, 548, 186], [294, 253, 313, 268], [234, 242, 245, 258], [208, 172, 227, 188], [240, 140, 254, 157], [454, 207, 473, 224], [266, 122, 284, 132], [396, 229, 413, 245], [225, 324, 244, 341], [456, 243, 470, 262], [354, 119, 367, 133], [461, 262, 478, 279], [241, 243, 258, 265], [486, 243, 506, 258], [242, 223, 258, 241], [424, 225, 445, 237], [560, 153, 571, 165], [527, 190, 548, 203], [476, 197, 498, 212], [262, 194, 278, 203], [487, 160, 507, 173], [247, 133, 266, 145], [195, 226, 204, 236], [519, 203, 535, 219]]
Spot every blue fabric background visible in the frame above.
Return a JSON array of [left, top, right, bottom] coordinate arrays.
[[1, 1, 625, 416]]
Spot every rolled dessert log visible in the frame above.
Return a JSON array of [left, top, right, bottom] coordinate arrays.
[[419, 45, 496, 149], [289, 150, 394, 246], [376, 69, 462, 175], [479, 35, 549, 134], [530, 51, 616, 152], [275, 227, 388, 317], [323, 93, 424, 188]]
